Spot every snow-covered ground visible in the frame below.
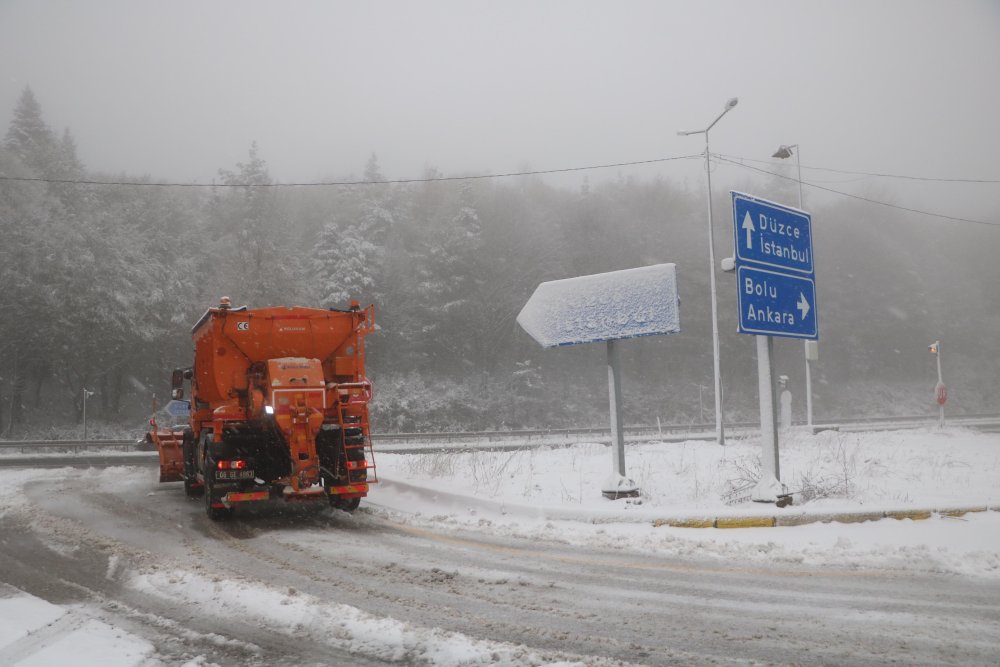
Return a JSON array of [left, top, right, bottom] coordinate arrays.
[[1, 426, 999, 665], [372, 426, 1000, 578], [0, 586, 157, 666], [379, 426, 1000, 513]]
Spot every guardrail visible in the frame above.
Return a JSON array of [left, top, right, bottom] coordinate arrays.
[[2, 412, 998, 453], [0, 439, 139, 453]]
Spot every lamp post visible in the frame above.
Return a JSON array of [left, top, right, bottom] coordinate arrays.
[[82, 387, 95, 442], [772, 143, 815, 428], [679, 97, 739, 446]]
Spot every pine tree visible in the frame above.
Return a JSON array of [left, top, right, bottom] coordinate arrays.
[[55, 127, 83, 178], [311, 221, 380, 308], [420, 184, 485, 370], [4, 86, 57, 176], [212, 142, 295, 305]]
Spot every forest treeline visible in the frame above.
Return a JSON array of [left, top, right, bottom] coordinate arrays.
[[1, 87, 998, 436]]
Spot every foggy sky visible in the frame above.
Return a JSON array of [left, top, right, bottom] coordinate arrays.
[[1, 0, 998, 220]]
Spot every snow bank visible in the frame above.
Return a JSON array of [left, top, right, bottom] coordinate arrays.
[[128, 570, 604, 666], [375, 427, 1000, 515], [370, 427, 1000, 578], [0, 588, 154, 666]]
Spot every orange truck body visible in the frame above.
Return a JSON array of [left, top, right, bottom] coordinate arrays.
[[149, 299, 376, 519]]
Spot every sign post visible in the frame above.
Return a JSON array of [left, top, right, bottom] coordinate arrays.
[[607, 340, 627, 482], [517, 264, 681, 499], [756, 335, 780, 483], [731, 192, 817, 502]]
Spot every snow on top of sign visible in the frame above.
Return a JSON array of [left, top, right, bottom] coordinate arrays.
[[516, 263, 679, 348]]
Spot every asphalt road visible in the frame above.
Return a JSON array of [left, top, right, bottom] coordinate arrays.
[[1, 464, 999, 665]]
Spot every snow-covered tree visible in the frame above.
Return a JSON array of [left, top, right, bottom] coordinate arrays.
[[311, 220, 380, 308], [3, 87, 57, 176], [211, 142, 296, 306]]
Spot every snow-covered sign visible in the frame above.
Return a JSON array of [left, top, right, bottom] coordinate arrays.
[[516, 264, 680, 348]]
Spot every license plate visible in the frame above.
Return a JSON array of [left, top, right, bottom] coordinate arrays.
[[216, 469, 255, 481]]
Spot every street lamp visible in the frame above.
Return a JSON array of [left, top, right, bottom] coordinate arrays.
[[679, 97, 739, 445], [772, 144, 804, 209], [82, 387, 95, 442], [771, 143, 816, 428]]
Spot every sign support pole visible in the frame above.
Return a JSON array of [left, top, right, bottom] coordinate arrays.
[[805, 356, 814, 427], [804, 340, 818, 429], [608, 340, 625, 478], [752, 335, 782, 501], [603, 340, 637, 498]]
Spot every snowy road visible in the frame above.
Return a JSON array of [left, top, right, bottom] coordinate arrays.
[[1, 465, 999, 665]]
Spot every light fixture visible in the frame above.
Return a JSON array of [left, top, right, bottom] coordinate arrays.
[[772, 145, 794, 159]]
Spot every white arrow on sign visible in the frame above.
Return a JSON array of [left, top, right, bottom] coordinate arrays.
[[797, 292, 811, 320], [741, 212, 756, 249]]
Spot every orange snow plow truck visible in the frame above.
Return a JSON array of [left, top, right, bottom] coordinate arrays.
[[148, 297, 377, 520]]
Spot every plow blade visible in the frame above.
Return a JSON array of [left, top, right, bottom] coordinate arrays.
[[148, 429, 185, 483]]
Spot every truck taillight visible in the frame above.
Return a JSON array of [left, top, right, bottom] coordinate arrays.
[[217, 460, 247, 470]]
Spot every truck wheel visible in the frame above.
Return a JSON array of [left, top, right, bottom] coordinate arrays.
[[184, 476, 204, 498], [331, 496, 361, 513], [204, 476, 233, 521]]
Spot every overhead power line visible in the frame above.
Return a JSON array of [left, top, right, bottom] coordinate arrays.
[[1, 151, 995, 227], [715, 155, 998, 228], [717, 153, 1000, 184], [0, 154, 703, 188]]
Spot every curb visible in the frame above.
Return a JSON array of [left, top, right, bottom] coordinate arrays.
[[715, 516, 775, 529], [884, 510, 932, 521], [373, 478, 996, 530], [652, 505, 995, 529]]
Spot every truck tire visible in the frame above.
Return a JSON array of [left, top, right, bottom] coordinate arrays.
[[331, 496, 361, 513], [183, 430, 204, 497], [204, 475, 233, 521]]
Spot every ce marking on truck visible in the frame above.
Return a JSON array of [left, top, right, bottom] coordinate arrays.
[[237, 321, 250, 331]]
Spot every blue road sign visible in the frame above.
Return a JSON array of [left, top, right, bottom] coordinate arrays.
[[164, 399, 191, 419], [737, 266, 818, 340], [517, 264, 680, 348], [732, 191, 813, 275], [732, 191, 819, 339]]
